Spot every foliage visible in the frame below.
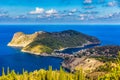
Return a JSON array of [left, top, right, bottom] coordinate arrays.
[[95, 62, 114, 72], [24, 30, 99, 53], [93, 56, 116, 63], [23, 44, 53, 54], [98, 51, 120, 80], [0, 67, 84, 80]]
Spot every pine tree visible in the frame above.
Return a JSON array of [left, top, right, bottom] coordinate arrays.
[[7, 67, 10, 75], [2, 67, 5, 76], [47, 66, 52, 80], [59, 67, 63, 80]]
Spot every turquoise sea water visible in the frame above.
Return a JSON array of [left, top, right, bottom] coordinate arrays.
[[0, 25, 120, 74]]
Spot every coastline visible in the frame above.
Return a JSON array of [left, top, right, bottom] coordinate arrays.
[[7, 43, 28, 48], [21, 49, 74, 59], [7, 30, 101, 58], [54, 42, 100, 52], [21, 42, 100, 59]]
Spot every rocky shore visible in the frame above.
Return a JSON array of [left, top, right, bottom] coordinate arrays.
[[7, 32, 43, 47]]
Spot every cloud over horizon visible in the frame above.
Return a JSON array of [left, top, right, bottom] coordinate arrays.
[[29, 7, 45, 14]]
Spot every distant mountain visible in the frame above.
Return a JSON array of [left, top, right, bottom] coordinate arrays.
[[8, 30, 100, 54]]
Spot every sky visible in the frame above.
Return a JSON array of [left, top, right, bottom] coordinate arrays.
[[0, 0, 120, 24]]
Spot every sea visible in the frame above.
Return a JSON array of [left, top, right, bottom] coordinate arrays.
[[0, 24, 120, 75]]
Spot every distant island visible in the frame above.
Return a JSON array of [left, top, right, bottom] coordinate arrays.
[[8, 30, 100, 55]]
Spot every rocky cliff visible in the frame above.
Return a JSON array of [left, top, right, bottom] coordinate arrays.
[[8, 31, 45, 47]]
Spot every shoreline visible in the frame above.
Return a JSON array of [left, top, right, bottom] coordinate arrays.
[[9, 42, 100, 55], [54, 42, 100, 52], [21, 42, 100, 59], [21, 49, 74, 59], [7, 29, 101, 59]]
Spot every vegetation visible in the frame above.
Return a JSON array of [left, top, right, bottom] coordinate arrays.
[[22, 44, 53, 54], [0, 67, 85, 80], [97, 52, 120, 80], [1, 52, 120, 80], [76, 46, 120, 62], [23, 30, 100, 53], [92, 56, 116, 62]]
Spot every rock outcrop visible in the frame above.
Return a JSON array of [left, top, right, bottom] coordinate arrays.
[[8, 31, 44, 47]]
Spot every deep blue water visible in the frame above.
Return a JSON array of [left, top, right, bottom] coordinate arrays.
[[0, 25, 120, 74]]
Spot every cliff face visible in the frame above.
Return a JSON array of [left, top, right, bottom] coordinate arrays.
[[8, 30, 100, 54], [8, 31, 44, 47]]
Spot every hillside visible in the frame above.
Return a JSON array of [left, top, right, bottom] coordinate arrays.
[[75, 46, 120, 62], [62, 46, 120, 72], [8, 30, 100, 54], [62, 57, 104, 72]]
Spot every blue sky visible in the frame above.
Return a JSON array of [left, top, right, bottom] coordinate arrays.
[[1, 0, 120, 24]]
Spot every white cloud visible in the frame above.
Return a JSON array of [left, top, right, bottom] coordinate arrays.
[[71, 9, 77, 13], [0, 14, 8, 17], [46, 14, 51, 17], [68, 13, 73, 15], [79, 14, 86, 17], [107, 1, 116, 7], [54, 14, 61, 19], [84, 0, 92, 4], [29, 8, 58, 17], [15, 15, 26, 19], [46, 9, 57, 14], [29, 7, 44, 14], [37, 15, 43, 18]]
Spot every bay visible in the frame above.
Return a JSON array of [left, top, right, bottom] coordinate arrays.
[[0, 25, 120, 74]]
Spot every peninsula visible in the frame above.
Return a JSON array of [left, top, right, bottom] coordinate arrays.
[[8, 30, 100, 55]]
